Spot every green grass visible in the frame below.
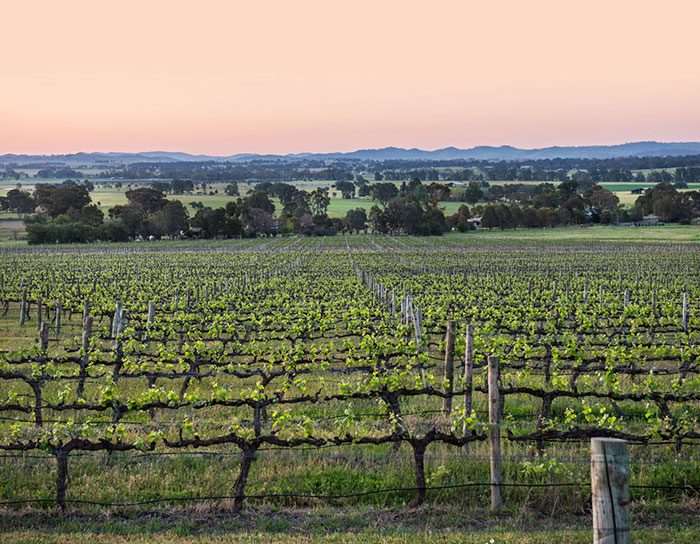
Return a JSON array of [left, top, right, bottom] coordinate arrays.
[[2, 511, 699, 543], [454, 224, 700, 243]]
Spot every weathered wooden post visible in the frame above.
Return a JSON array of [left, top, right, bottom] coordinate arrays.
[[55, 298, 62, 337], [591, 438, 630, 544], [488, 355, 502, 514], [442, 320, 455, 416], [19, 290, 27, 325], [82, 298, 90, 321], [463, 324, 474, 453], [147, 301, 155, 327], [36, 296, 43, 332], [82, 315, 93, 352], [39, 322, 50, 353], [682, 292, 688, 332], [112, 301, 122, 338], [55, 449, 69, 510]]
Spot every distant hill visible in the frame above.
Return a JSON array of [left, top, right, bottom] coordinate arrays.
[[2, 141, 700, 166]]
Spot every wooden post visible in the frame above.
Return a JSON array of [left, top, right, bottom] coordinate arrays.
[[147, 301, 155, 327], [599, 285, 604, 305], [591, 438, 630, 544], [624, 290, 629, 309], [682, 292, 688, 332], [487, 355, 502, 514], [82, 316, 93, 351], [36, 296, 43, 332], [82, 298, 90, 321], [55, 299, 62, 337], [112, 301, 122, 338], [19, 290, 26, 325], [55, 450, 69, 511], [442, 320, 455, 416], [39, 322, 50, 353], [463, 324, 474, 452]]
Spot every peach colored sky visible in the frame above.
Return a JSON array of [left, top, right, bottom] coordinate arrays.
[[2, 0, 699, 155]]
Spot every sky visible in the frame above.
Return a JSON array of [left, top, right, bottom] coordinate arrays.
[[2, 0, 699, 155]]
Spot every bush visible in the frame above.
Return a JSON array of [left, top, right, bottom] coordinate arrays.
[[26, 216, 129, 244]]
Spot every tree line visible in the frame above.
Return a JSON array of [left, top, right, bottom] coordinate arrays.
[[2, 179, 699, 244]]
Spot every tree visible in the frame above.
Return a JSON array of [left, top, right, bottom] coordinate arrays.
[[151, 200, 189, 237], [345, 208, 367, 233], [224, 182, 240, 196], [358, 184, 371, 197], [495, 204, 513, 230], [35, 183, 91, 218], [125, 188, 168, 215], [170, 179, 194, 195], [2, 189, 35, 215], [245, 190, 275, 214], [368, 205, 388, 233], [77, 205, 104, 226], [369, 183, 399, 208], [385, 196, 424, 234], [480, 205, 499, 230], [150, 181, 171, 194], [334, 180, 355, 199], [241, 207, 275, 236], [557, 179, 579, 202], [425, 183, 451, 208], [584, 185, 619, 212], [464, 181, 483, 204], [280, 188, 309, 217], [108, 205, 143, 237], [309, 188, 330, 216]]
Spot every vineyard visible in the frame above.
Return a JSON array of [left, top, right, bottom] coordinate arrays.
[[0, 235, 699, 534]]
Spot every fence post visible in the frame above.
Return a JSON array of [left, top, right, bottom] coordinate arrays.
[[488, 355, 502, 514], [682, 292, 688, 332], [591, 438, 630, 544], [442, 320, 455, 416]]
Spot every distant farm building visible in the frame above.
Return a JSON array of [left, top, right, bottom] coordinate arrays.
[[631, 187, 651, 195]]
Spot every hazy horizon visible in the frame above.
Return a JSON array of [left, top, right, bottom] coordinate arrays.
[[3, 0, 699, 155], [5, 140, 700, 158]]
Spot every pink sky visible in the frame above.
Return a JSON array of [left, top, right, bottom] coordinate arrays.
[[2, 0, 699, 155]]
